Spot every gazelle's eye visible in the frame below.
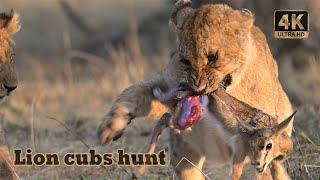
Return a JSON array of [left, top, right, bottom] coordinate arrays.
[[207, 52, 218, 65], [266, 143, 272, 150]]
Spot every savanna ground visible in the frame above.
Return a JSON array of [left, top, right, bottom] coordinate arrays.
[[0, 0, 320, 179]]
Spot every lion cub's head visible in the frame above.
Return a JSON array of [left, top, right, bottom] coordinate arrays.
[[170, 1, 255, 94], [0, 10, 20, 100]]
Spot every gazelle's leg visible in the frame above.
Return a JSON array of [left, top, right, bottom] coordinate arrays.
[[254, 167, 273, 180], [271, 161, 291, 180], [231, 160, 244, 180], [170, 132, 206, 180], [230, 142, 246, 180], [133, 113, 173, 178]]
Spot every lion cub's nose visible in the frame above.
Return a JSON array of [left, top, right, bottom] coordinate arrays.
[[4, 83, 17, 93], [251, 161, 261, 166]]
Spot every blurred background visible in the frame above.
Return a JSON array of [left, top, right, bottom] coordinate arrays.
[[0, 0, 319, 179]]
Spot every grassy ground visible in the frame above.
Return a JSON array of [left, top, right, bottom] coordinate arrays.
[[0, 0, 319, 179]]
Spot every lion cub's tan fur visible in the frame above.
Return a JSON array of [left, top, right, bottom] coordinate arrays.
[[98, 2, 293, 179], [0, 10, 20, 180]]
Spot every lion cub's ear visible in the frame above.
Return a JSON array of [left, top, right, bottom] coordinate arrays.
[[240, 9, 254, 30], [169, 0, 194, 32], [229, 8, 254, 31], [0, 10, 21, 36]]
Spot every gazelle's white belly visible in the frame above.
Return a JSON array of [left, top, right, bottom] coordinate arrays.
[[180, 107, 240, 167]]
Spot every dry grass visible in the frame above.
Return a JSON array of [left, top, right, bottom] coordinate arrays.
[[2, 34, 318, 179], [1, 23, 173, 179]]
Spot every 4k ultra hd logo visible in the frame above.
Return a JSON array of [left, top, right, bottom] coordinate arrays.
[[274, 10, 309, 39]]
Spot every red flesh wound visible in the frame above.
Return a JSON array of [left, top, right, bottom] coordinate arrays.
[[177, 95, 202, 130]]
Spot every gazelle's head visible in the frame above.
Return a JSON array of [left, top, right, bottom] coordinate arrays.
[[237, 112, 296, 173]]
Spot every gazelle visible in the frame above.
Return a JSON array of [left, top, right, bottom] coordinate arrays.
[[153, 85, 295, 179], [209, 87, 295, 179]]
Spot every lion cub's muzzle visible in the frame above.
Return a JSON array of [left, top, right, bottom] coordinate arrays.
[[186, 73, 233, 96], [0, 61, 18, 99]]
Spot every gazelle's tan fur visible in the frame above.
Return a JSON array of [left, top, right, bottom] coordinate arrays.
[[98, 2, 293, 179], [153, 85, 294, 179], [208, 88, 294, 179]]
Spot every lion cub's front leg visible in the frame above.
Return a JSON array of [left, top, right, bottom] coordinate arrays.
[[98, 78, 171, 144]]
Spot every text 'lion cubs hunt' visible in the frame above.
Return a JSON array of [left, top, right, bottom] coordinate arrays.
[[0, 9, 21, 180], [98, 1, 293, 179]]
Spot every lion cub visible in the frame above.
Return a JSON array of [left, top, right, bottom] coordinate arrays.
[[153, 85, 294, 180], [0, 9, 20, 180], [98, 2, 294, 179]]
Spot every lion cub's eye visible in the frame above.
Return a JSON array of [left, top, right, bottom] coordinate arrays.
[[207, 52, 218, 65], [266, 143, 272, 150], [9, 52, 16, 63], [180, 58, 191, 66]]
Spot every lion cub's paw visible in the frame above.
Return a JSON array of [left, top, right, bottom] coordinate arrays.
[[98, 104, 132, 144]]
